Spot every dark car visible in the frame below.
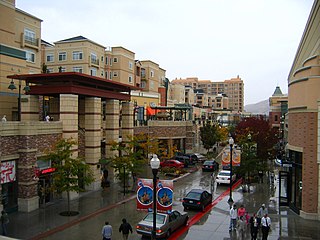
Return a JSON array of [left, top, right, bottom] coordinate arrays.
[[160, 160, 184, 169], [174, 156, 190, 167], [136, 210, 189, 239], [182, 189, 212, 211], [202, 160, 219, 172]]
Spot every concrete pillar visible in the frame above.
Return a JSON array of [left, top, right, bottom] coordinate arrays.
[[105, 99, 120, 158], [59, 94, 79, 150], [121, 101, 134, 143], [21, 95, 40, 121], [85, 97, 101, 190]]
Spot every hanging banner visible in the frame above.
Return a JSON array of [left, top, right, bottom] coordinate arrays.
[[136, 178, 173, 213], [1, 161, 16, 184], [222, 149, 241, 166]]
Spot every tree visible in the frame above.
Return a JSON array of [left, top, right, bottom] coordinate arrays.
[[44, 138, 94, 216], [200, 123, 220, 153], [235, 116, 278, 178]]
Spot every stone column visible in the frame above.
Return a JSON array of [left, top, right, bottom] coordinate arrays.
[[59, 94, 79, 199], [59, 94, 79, 152], [105, 99, 120, 158], [121, 101, 134, 143], [85, 97, 101, 190], [21, 95, 39, 121]]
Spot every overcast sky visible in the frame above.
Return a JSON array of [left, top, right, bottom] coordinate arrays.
[[16, 0, 314, 105]]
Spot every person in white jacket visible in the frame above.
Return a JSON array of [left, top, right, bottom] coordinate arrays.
[[229, 204, 238, 231]]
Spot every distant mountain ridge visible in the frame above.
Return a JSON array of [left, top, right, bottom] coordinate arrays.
[[244, 99, 269, 115]]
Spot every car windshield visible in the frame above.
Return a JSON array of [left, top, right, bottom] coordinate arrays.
[[219, 172, 230, 176], [203, 161, 213, 165], [143, 213, 166, 224], [186, 192, 201, 200]]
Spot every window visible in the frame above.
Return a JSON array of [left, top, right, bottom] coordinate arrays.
[[150, 70, 154, 78], [105, 71, 108, 79], [47, 68, 54, 73], [105, 57, 108, 65], [128, 75, 133, 83], [150, 81, 154, 89], [91, 53, 98, 65], [73, 51, 83, 60], [46, 53, 54, 62], [113, 71, 118, 77], [129, 61, 133, 69], [59, 67, 66, 72], [141, 81, 146, 88], [113, 57, 118, 63], [24, 29, 36, 45], [90, 68, 97, 76], [101, 56, 104, 62], [109, 71, 112, 79], [73, 67, 83, 73], [59, 52, 67, 61], [110, 57, 112, 66], [26, 50, 35, 63]]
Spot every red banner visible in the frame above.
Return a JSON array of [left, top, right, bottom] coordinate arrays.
[[136, 178, 173, 213]]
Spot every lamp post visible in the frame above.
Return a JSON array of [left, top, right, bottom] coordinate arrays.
[[8, 78, 30, 121], [150, 154, 160, 240], [228, 137, 234, 205]]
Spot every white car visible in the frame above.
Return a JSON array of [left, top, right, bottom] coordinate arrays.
[[216, 170, 236, 184]]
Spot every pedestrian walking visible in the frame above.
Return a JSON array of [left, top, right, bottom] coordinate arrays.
[[249, 213, 259, 240], [256, 203, 268, 228], [1, 210, 9, 236], [237, 204, 246, 219], [229, 204, 237, 231], [237, 215, 246, 239], [1, 115, 6, 122], [102, 221, 112, 240], [45, 115, 50, 122], [119, 218, 132, 240], [261, 214, 271, 240]]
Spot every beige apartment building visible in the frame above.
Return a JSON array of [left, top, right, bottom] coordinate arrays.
[[286, 0, 320, 219], [0, 0, 42, 120], [171, 76, 244, 112]]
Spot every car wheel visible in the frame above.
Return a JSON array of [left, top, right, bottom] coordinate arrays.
[[165, 229, 171, 239]]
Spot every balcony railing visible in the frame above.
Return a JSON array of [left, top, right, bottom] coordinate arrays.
[[24, 36, 38, 46]]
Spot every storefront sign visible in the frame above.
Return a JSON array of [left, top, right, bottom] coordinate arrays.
[[136, 178, 173, 213], [1, 161, 16, 184]]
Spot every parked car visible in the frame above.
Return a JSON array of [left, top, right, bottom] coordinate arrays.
[[182, 189, 212, 211], [174, 156, 190, 167], [202, 160, 219, 172], [192, 153, 207, 162], [136, 210, 189, 239], [160, 160, 184, 169], [216, 170, 236, 184]]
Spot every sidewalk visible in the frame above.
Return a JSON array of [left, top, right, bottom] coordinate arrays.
[[5, 168, 320, 240]]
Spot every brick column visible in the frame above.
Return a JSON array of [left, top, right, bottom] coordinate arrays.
[[21, 95, 39, 121], [121, 101, 134, 143], [85, 97, 101, 190], [17, 146, 39, 212]]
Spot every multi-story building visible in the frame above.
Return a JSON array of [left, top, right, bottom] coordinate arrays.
[[140, 60, 166, 93], [0, 0, 42, 120], [286, 0, 320, 220], [171, 75, 244, 112], [269, 86, 288, 129]]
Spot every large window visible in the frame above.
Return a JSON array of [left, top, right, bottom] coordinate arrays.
[[90, 68, 97, 76], [24, 29, 36, 45], [150, 70, 154, 78], [73, 51, 83, 60], [128, 75, 133, 83], [46, 53, 54, 62], [26, 50, 35, 63], [113, 57, 118, 63], [73, 67, 83, 73], [129, 61, 133, 69], [113, 71, 118, 77], [59, 52, 67, 61], [91, 53, 98, 65]]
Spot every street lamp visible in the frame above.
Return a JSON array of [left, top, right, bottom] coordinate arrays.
[[150, 154, 160, 240], [8, 78, 30, 121], [228, 137, 234, 205]]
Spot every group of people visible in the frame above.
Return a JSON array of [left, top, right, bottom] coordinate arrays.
[[102, 218, 133, 240], [229, 203, 272, 240]]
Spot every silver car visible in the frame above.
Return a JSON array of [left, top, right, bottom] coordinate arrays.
[[136, 210, 189, 239]]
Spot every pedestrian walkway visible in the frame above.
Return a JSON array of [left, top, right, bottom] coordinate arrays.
[[4, 168, 320, 240]]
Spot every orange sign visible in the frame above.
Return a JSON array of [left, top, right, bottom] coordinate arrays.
[[222, 149, 241, 166]]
